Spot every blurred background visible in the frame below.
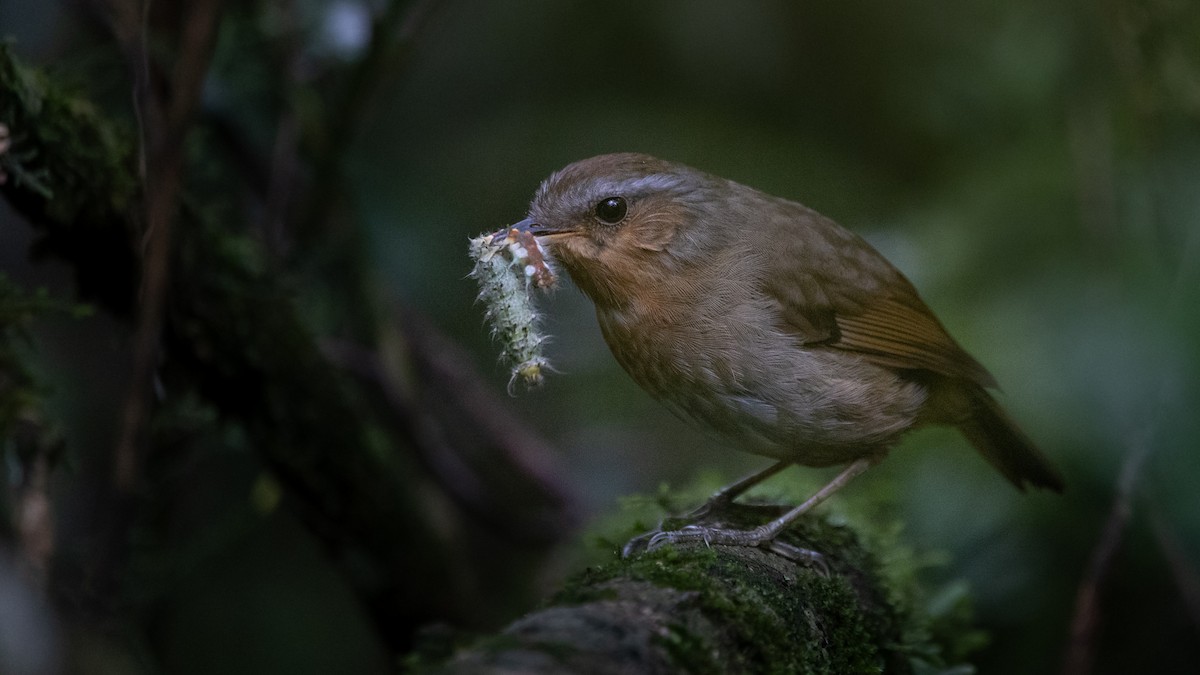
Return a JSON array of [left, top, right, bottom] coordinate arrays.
[[1, 0, 1198, 673]]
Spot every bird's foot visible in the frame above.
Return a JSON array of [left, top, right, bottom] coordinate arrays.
[[619, 492, 736, 557], [619, 493, 733, 557], [623, 524, 826, 569]]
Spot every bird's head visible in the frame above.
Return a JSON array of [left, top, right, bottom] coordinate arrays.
[[518, 153, 736, 308]]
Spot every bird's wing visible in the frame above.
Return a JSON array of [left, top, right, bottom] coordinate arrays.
[[761, 208, 997, 387], [827, 295, 996, 387]]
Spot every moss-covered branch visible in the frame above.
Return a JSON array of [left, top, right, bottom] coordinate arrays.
[[415, 504, 980, 674]]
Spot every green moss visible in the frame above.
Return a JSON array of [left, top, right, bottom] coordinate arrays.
[[653, 618, 721, 675], [552, 495, 981, 673], [551, 537, 871, 672], [581, 473, 984, 673]]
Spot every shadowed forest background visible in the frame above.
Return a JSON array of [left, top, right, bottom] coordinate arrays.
[[1, 0, 1199, 673]]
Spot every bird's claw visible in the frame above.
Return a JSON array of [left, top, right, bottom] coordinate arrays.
[[647, 524, 714, 550], [623, 524, 827, 569], [764, 540, 830, 573], [619, 496, 730, 557], [620, 530, 656, 558], [621, 524, 728, 557]]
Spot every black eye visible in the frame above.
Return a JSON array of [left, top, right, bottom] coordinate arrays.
[[594, 196, 628, 224]]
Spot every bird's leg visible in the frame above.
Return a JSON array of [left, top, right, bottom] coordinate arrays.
[[682, 460, 793, 519], [622, 460, 792, 558], [638, 457, 875, 563]]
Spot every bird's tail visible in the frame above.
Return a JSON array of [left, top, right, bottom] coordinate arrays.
[[958, 386, 1065, 492]]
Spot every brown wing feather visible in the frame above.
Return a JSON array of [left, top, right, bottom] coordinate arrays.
[[833, 297, 996, 387], [759, 201, 996, 387]]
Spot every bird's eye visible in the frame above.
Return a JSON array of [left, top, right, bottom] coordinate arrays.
[[594, 196, 628, 224]]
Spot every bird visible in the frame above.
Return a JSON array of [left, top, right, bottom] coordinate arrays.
[[513, 152, 1064, 554]]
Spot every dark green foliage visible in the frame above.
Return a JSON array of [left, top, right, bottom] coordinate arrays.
[[0, 43, 140, 314]]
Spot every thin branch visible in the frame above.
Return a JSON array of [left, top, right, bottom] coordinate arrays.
[[1062, 428, 1153, 675], [1148, 508, 1200, 635], [112, 0, 225, 490], [300, 0, 442, 244], [257, 0, 304, 257]]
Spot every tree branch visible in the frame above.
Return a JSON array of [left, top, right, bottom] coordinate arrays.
[[415, 504, 976, 674], [110, 0, 225, 491]]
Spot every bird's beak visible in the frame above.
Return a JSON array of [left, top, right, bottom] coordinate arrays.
[[500, 217, 579, 242]]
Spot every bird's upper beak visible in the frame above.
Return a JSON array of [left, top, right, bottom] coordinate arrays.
[[500, 217, 579, 242]]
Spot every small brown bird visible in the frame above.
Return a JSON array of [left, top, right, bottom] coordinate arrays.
[[517, 153, 1063, 553]]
